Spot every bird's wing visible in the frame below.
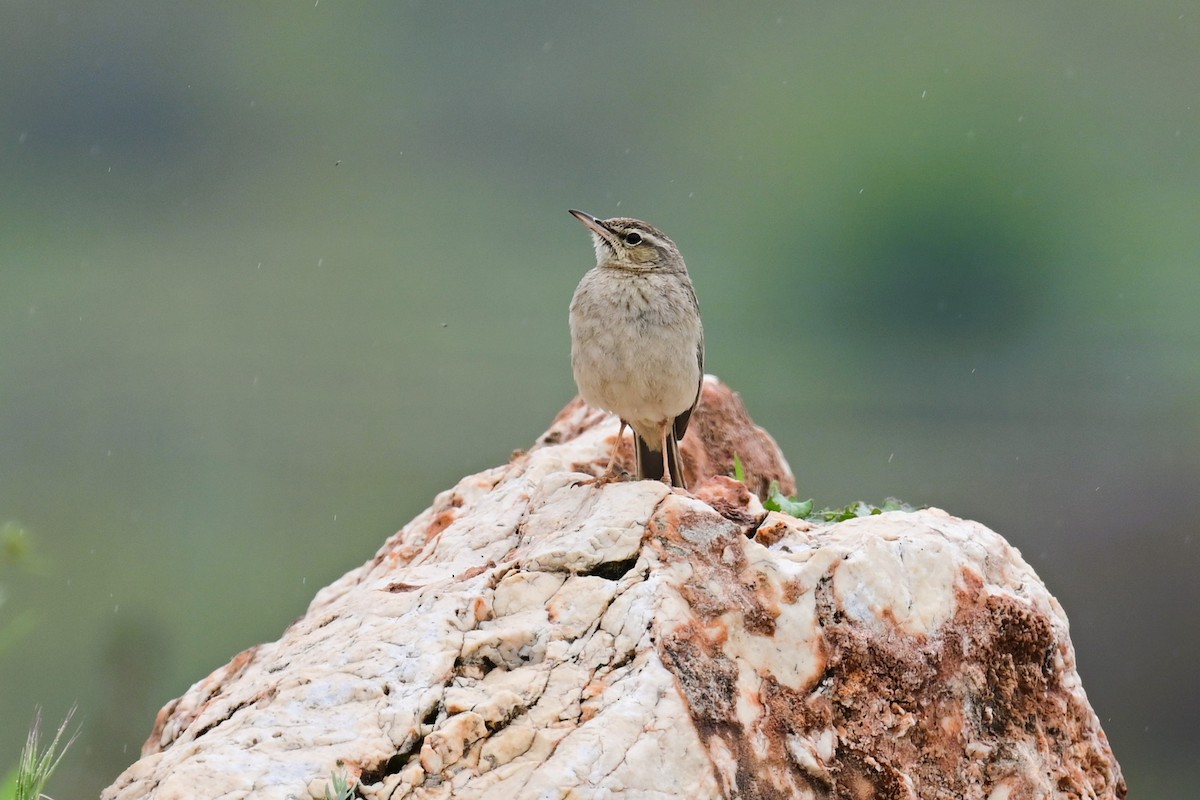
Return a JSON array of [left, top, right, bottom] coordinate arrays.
[[674, 335, 704, 440]]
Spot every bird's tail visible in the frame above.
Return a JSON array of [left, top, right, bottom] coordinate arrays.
[[635, 430, 686, 489]]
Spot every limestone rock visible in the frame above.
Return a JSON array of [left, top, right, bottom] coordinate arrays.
[[102, 377, 1125, 800]]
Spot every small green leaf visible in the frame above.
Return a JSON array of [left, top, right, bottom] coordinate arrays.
[[762, 480, 783, 511], [732, 453, 745, 483], [763, 481, 814, 518], [322, 768, 356, 800], [879, 497, 913, 513], [787, 497, 815, 517]]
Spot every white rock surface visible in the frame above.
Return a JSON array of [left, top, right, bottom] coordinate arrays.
[[103, 379, 1125, 800]]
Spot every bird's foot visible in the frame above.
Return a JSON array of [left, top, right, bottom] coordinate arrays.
[[571, 466, 628, 488]]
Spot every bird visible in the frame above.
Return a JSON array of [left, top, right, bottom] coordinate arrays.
[[567, 209, 704, 488]]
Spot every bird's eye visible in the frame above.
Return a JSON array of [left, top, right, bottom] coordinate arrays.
[[623, 232, 642, 245]]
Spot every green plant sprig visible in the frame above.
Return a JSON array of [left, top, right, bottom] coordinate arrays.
[[7, 706, 80, 800], [763, 481, 912, 522]]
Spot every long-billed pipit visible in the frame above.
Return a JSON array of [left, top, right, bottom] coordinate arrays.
[[567, 209, 704, 488]]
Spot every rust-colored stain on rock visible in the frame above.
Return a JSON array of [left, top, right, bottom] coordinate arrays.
[[648, 493, 1125, 800]]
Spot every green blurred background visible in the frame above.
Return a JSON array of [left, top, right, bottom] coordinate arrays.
[[1, 1, 1196, 796]]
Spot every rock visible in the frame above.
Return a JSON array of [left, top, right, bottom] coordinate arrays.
[[102, 377, 1125, 800], [542, 376, 796, 499]]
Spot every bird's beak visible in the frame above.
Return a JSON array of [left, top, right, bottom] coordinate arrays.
[[569, 209, 619, 249]]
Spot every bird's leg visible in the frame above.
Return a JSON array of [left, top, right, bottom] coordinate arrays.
[[573, 419, 628, 488], [659, 424, 672, 485], [601, 419, 628, 480]]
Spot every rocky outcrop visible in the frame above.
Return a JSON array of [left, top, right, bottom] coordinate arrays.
[[103, 377, 1125, 800]]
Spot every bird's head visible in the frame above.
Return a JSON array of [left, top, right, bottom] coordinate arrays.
[[569, 209, 685, 274]]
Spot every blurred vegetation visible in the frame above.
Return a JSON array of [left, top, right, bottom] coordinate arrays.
[[0, 522, 41, 665], [1, 2, 1196, 796], [0, 707, 78, 800]]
